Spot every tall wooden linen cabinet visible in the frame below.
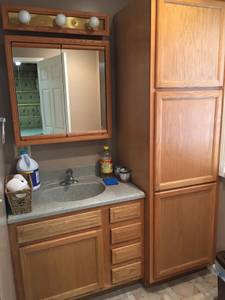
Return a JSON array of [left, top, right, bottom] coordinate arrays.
[[115, 0, 225, 284]]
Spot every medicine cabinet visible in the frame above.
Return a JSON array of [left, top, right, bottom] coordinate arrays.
[[5, 36, 112, 146]]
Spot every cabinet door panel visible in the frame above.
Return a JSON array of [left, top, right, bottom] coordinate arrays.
[[156, 0, 225, 88], [155, 91, 222, 191], [20, 230, 104, 300], [154, 184, 216, 280]]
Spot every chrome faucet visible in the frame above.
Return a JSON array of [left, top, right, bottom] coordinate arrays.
[[60, 169, 79, 186]]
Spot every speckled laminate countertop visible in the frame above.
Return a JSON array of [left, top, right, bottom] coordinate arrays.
[[7, 175, 145, 224]]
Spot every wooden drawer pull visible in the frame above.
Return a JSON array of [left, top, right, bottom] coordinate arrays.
[[17, 210, 102, 244], [110, 202, 141, 223], [112, 242, 142, 265], [112, 261, 142, 284], [111, 223, 141, 245]]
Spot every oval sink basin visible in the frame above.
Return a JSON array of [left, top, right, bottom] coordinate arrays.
[[42, 182, 105, 202]]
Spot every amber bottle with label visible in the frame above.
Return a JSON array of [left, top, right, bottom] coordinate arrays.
[[100, 145, 113, 178]]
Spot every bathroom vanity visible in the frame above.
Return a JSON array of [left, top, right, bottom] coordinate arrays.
[[8, 177, 145, 300], [3, 1, 225, 299], [0, 4, 146, 300]]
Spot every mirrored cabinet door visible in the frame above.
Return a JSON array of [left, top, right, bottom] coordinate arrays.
[[13, 46, 67, 138], [61, 48, 107, 134], [5, 36, 112, 145]]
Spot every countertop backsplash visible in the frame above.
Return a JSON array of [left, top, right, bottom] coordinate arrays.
[[40, 165, 99, 185]]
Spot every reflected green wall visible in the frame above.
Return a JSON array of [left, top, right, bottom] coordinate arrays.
[[14, 63, 42, 130]]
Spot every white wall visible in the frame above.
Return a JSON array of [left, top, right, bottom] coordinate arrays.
[[0, 148, 16, 300], [0, 28, 16, 299]]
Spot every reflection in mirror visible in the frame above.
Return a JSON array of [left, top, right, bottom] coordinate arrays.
[[12, 46, 107, 138], [62, 49, 107, 134], [13, 47, 67, 137]]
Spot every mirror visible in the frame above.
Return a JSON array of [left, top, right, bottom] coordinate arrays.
[[13, 47, 66, 137], [61, 49, 106, 134], [11, 43, 109, 141]]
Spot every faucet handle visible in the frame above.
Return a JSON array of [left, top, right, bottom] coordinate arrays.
[[66, 168, 73, 176], [60, 168, 78, 186]]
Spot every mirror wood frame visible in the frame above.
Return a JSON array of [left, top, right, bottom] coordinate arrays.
[[4, 35, 112, 146]]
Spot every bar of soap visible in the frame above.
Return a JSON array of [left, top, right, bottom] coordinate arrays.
[[103, 177, 119, 186]]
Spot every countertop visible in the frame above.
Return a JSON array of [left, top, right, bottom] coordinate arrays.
[[7, 175, 145, 224]]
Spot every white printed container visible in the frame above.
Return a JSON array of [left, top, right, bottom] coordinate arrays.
[[16, 150, 40, 191]]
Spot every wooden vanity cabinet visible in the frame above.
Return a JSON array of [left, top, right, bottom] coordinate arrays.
[[154, 183, 217, 280], [156, 0, 225, 89], [109, 202, 144, 286], [152, 0, 224, 283], [155, 90, 222, 191], [20, 230, 104, 300], [8, 199, 144, 300], [115, 0, 225, 285]]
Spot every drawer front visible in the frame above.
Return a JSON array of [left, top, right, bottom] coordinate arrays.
[[111, 223, 141, 245], [110, 202, 141, 224], [112, 261, 142, 284], [112, 242, 142, 265], [17, 210, 102, 244]]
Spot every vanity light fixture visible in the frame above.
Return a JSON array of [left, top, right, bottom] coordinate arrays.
[[55, 14, 67, 27], [18, 10, 31, 24], [88, 16, 100, 30]]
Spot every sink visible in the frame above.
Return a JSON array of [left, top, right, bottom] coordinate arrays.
[[42, 182, 106, 202]]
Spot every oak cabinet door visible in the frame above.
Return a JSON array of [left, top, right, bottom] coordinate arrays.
[[156, 0, 225, 88], [155, 90, 222, 191], [154, 183, 216, 280], [20, 230, 104, 300]]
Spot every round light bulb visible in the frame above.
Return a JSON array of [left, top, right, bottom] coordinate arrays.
[[88, 17, 100, 29], [18, 10, 31, 24], [55, 14, 67, 27]]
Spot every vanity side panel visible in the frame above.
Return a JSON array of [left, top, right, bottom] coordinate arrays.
[[115, 0, 151, 283], [115, 0, 150, 191]]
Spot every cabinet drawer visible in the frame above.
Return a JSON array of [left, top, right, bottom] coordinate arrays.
[[111, 223, 141, 245], [112, 261, 142, 284], [17, 210, 102, 244], [110, 202, 141, 223], [112, 242, 142, 265]]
